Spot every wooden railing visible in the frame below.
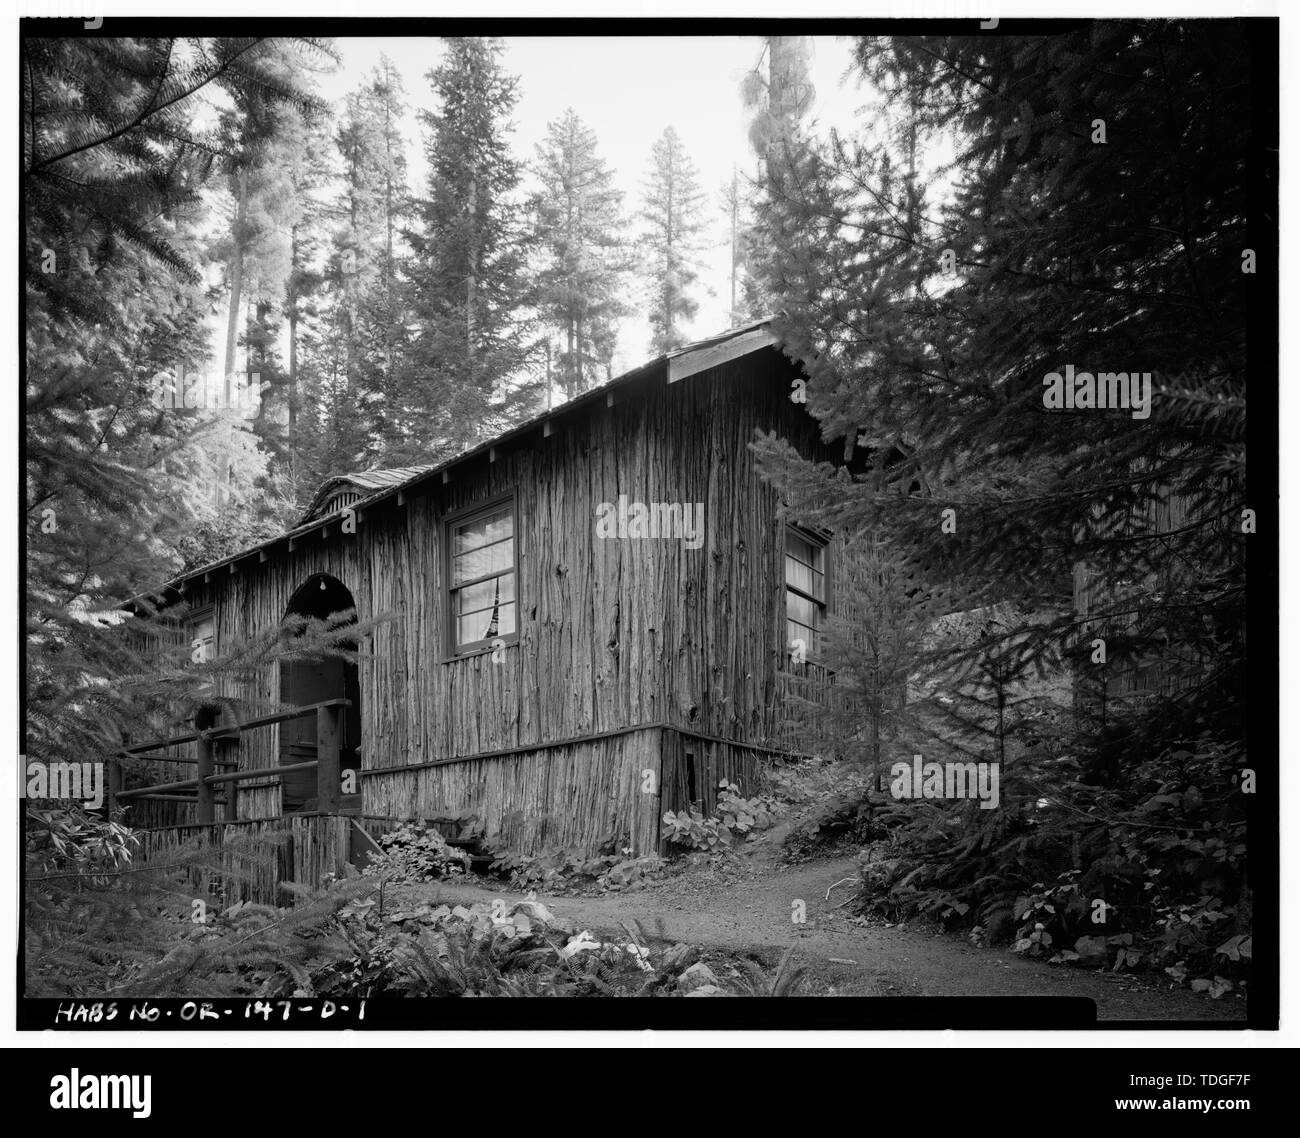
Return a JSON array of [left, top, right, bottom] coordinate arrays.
[[111, 699, 351, 824]]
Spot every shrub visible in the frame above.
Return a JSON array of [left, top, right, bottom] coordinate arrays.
[[363, 822, 470, 883], [662, 780, 777, 852], [23, 804, 289, 997], [26, 805, 141, 883], [716, 780, 775, 835], [851, 736, 1250, 995], [661, 808, 732, 852], [489, 848, 665, 893]]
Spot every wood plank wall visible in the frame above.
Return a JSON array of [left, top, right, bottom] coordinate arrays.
[[658, 729, 763, 819], [364, 729, 662, 855], [139, 814, 353, 906], [640, 350, 850, 750]]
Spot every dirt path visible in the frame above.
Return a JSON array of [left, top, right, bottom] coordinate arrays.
[[395, 853, 1243, 1022]]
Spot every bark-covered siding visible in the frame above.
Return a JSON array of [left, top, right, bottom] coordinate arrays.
[[364, 729, 662, 855], [640, 349, 847, 749]]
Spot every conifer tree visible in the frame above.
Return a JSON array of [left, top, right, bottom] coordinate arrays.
[[731, 35, 816, 325], [290, 59, 413, 491], [742, 35, 816, 168], [533, 109, 630, 399], [282, 106, 334, 505], [346, 60, 411, 463], [640, 127, 707, 354], [720, 171, 767, 326], [211, 98, 313, 527], [401, 38, 536, 459]]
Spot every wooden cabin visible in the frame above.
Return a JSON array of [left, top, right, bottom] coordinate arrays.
[[120, 321, 861, 870]]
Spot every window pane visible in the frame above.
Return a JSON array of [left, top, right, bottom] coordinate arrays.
[[785, 530, 826, 601], [786, 530, 824, 566], [454, 507, 513, 555], [456, 574, 515, 615], [452, 536, 513, 585], [787, 619, 818, 651], [786, 591, 820, 628], [495, 602, 516, 637], [457, 600, 515, 646], [785, 553, 809, 593], [786, 530, 813, 563], [448, 502, 517, 649], [189, 617, 215, 662]]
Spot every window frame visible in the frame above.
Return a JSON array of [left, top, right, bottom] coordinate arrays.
[[783, 524, 832, 666], [186, 606, 217, 665], [442, 491, 521, 661]]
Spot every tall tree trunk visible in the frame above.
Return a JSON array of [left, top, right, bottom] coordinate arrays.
[[575, 315, 584, 393], [664, 181, 675, 347], [287, 249, 299, 503], [383, 98, 396, 282], [221, 163, 249, 503], [729, 168, 739, 322], [224, 165, 249, 392], [466, 175, 477, 380], [565, 321, 575, 401]]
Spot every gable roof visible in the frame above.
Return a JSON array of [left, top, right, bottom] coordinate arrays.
[[149, 319, 784, 601]]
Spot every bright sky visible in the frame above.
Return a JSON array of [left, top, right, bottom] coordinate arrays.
[[314, 35, 869, 373]]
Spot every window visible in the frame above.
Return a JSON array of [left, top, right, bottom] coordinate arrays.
[[785, 527, 827, 661], [185, 609, 217, 708], [446, 499, 517, 655], [187, 610, 216, 664]]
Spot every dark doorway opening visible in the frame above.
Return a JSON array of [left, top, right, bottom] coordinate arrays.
[[279, 574, 360, 814]]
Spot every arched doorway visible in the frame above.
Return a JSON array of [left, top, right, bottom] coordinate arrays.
[[279, 574, 361, 814]]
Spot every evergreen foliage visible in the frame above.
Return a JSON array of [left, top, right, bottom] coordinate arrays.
[[533, 109, 631, 397], [640, 127, 708, 354], [401, 38, 538, 458]]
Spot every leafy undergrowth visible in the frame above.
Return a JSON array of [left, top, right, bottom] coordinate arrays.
[[362, 821, 471, 883], [849, 736, 1250, 1001], [489, 849, 669, 895], [776, 760, 877, 862], [26, 807, 802, 999], [119, 882, 806, 998], [487, 780, 789, 895], [487, 766, 872, 894], [661, 780, 781, 852]]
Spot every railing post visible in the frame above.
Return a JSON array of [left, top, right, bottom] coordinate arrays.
[[225, 751, 240, 822], [107, 757, 123, 818], [211, 713, 241, 822], [196, 732, 215, 824], [316, 704, 341, 813]]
